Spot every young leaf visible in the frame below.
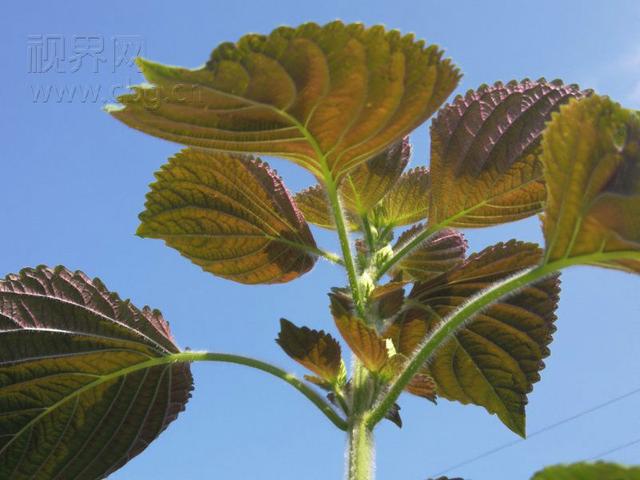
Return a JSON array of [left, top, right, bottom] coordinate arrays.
[[377, 167, 430, 227], [531, 462, 640, 479], [340, 138, 411, 215], [403, 240, 560, 436], [392, 225, 467, 280], [383, 402, 403, 428], [138, 149, 317, 284], [276, 319, 343, 383], [429, 79, 586, 228], [0, 266, 193, 480], [110, 22, 460, 179], [330, 292, 388, 372], [368, 282, 405, 320], [541, 95, 640, 273], [405, 372, 437, 403], [294, 185, 346, 230], [383, 317, 437, 403], [295, 139, 410, 229]]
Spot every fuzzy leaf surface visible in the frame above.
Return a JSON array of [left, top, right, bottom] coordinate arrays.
[[276, 319, 342, 383], [541, 95, 640, 272], [110, 22, 460, 178], [402, 240, 560, 436], [393, 225, 467, 280], [377, 167, 430, 227], [330, 292, 388, 372], [429, 79, 585, 227], [138, 149, 317, 284], [295, 139, 410, 229], [0, 266, 193, 480]]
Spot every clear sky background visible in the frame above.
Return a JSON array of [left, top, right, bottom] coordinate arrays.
[[2, 1, 640, 479]]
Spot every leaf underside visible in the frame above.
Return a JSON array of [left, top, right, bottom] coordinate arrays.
[[330, 292, 388, 372], [0, 266, 192, 480], [531, 462, 640, 480], [138, 148, 317, 284], [541, 95, 640, 273], [429, 79, 586, 228], [398, 240, 559, 436], [392, 225, 467, 281], [295, 138, 410, 230], [110, 21, 460, 179], [276, 319, 342, 382], [378, 166, 431, 227]]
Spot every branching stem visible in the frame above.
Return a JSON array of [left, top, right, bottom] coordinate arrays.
[[322, 167, 366, 317], [148, 351, 347, 431], [366, 250, 640, 428]]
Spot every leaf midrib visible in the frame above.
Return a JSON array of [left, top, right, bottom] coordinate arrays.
[[0, 353, 179, 459]]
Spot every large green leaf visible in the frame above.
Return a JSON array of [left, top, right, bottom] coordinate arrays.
[[429, 79, 586, 228], [295, 138, 410, 229], [541, 95, 640, 273], [110, 22, 460, 178], [532, 462, 640, 479], [138, 148, 317, 284], [0, 266, 193, 480], [400, 241, 559, 436]]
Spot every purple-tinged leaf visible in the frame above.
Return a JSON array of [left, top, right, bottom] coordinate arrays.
[[0, 266, 193, 480]]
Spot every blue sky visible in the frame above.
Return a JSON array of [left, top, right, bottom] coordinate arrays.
[[3, 1, 640, 479]]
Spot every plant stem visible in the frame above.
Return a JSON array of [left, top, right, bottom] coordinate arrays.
[[366, 264, 549, 427], [361, 214, 376, 252], [375, 223, 439, 280], [270, 236, 344, 265], [169, 351, 347, 430], [322, 167, 366, 316], [367, 249, 640, 427], [345, 357, 376, 480], [347, 416, 375, 480]]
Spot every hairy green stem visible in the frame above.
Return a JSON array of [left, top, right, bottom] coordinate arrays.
[[270, 236, 344, 265], [367, 249, 640, 427], [323, 167, 366, 316], [375, 223, 439, 280], [375, 209, 483, 281], [347, 416, 375, 480], [366, 264, 548, 427], [169, 351, 347, 430], [345, 357, 376, 479], [361, 214, 376, 252]]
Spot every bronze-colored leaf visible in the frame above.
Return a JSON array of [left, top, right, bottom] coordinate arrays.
[[404, 240, 560, 436], [406, 372, 438, 403], [294, 185, 342, 230], [341, 138, 411, 214], [393, 225, 467, 280], [276, 319, 342, 383], [110, 22, 460, 179], [0, 266, 193, 479], [429, 79, 586, 228], [295, 139, 410, 230], [137, 149, 317, 284], [541, 95, 640, 273], [329, 292, 388, 372], [377, 166, 430, 227], [369, 282, 406, 320]]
